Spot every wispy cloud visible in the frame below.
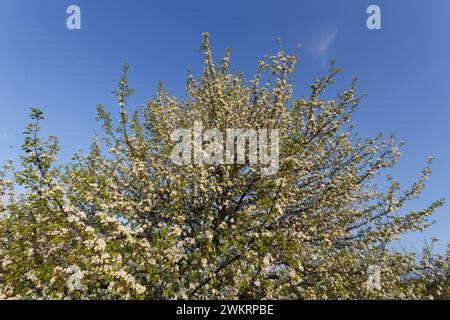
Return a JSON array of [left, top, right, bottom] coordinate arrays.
[[0, 129, 11, 142], [307, 28, 338, 67]]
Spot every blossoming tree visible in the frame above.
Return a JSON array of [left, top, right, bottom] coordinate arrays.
[[0, 33, 448, 299]]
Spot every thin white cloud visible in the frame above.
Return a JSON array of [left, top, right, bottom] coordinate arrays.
[[308, 28, 338, 67], [0, 129, 11, 142]]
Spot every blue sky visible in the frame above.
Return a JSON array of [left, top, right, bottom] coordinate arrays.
[[0, 0, 449, 252]]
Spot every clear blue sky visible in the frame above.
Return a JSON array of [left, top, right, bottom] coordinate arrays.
[[0, 0, 449, 252]]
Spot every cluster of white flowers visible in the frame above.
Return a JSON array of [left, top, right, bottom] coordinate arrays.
[[0, 34, 447, 300]]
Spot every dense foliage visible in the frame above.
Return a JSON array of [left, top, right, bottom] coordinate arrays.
[[0, 34, 448, 299]]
